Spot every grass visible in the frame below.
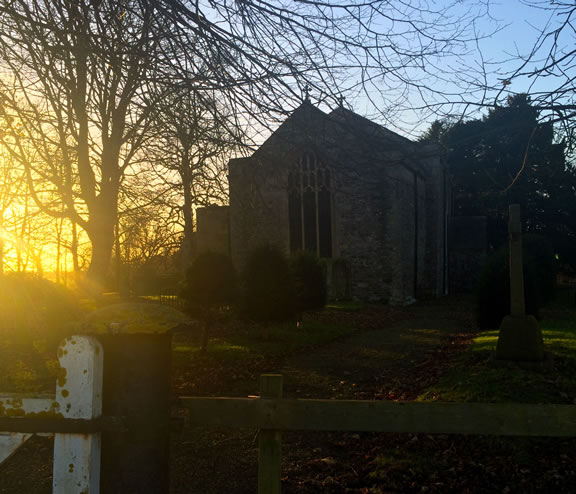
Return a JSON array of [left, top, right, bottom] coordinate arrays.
[[325, 301, 366, 312], [172, 319, 358, 365], [368, 305, 576, 492], [418, 315, 576, 404], [83, 302, 191, 333]]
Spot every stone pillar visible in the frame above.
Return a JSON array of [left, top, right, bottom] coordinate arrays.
[[508, 204, 526, 317], [495, 204, 544, 362]]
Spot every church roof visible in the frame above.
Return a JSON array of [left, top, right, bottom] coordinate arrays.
[[327, 106, 416, 149], [245, 100, 434, 173]]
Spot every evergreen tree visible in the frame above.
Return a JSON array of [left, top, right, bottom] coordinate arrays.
[[423, 95, 576, 267]]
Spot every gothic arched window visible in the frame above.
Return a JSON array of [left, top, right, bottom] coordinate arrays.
[[288, 152, 332, 257]]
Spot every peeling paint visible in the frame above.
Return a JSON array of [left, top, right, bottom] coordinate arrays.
[[1, 335, 103, 493], [0, 397, 60, 418], [57, 368, 68, 388]]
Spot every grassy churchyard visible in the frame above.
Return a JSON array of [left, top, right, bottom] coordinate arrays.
[[1, 290, 576, 492]]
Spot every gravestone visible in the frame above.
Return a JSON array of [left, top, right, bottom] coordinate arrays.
[[495, 204, 544, 361]]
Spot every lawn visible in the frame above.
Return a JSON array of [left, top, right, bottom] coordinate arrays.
[[173, 318, 358, 361], [0, 300, 360, 395], [419, 315, 576, 404], [365, 306, 576, 494]]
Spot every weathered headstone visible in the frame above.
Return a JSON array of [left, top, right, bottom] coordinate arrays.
[[495, 204, 544, 361]]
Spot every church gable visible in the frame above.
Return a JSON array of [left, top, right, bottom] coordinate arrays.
[[224, 102, 447, 303]]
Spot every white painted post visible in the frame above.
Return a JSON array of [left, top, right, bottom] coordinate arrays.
[[53, 336, 103, 494]]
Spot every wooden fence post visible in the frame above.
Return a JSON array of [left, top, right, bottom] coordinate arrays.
[[53, 335, 103, 494], [258, 374, 283, 494]]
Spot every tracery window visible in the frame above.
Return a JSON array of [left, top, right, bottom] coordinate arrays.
[[288, 152, 332, 257]]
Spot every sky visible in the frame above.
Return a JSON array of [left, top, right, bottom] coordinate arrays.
[[348, 0, 571, 137], [480, 1, 559, 88]]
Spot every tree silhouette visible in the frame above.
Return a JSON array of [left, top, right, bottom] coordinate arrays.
[[0, 0, 493, 290], [424, 94, 576, 266]]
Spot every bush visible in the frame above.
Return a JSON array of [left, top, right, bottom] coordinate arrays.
[[0, 273, 80, 338], [241, 244, 296, 322], [182, 252, 238, 315], [291, 251, 327, 312], [523, 234, 557, 304], [182, 252, 238, 352], [476, 234, 556, 329]]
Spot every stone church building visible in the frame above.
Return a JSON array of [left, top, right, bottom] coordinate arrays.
[[196, 100, 451, 304]]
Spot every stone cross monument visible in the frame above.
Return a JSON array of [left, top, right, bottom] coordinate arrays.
[[495, 204, 544, 362], [508, 204, 526, 317]]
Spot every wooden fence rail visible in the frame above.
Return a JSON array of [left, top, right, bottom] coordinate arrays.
[[0, 335, 103, 494], [180, 374, 576, 494]]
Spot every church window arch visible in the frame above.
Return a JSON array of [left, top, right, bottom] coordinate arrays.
[[288, 152, 332, 257]]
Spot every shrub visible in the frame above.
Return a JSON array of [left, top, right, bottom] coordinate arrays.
[[523, 234, 557, 304], [181, 252, 238, 351], [241, 244, 296, 322], [476, 234, 556, 329], [132, 262, 162, 295], [182, 252, 238, 315], [291, 251, 327, 312]]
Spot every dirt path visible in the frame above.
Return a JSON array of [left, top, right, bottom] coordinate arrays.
[[171, 300, 476, 493], [281, 314, 474, 401]]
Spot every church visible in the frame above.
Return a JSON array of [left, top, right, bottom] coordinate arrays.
[[196, 100, 452, 304]]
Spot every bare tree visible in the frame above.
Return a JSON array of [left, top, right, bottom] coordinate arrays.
[[0, 148, 24, 273], [0, 0, 493, 290], [150, 88, 242, 267], [499, 1, 576, 149], [0, 1, 174, 289], [431, 1, 576, 150]]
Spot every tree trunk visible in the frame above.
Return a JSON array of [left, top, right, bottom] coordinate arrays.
[[86, 217, 116, 293], [71, 222, 80, 272], [55, 217, 63, 283], [200, 317, 211, 353], [180, 157, 195, 270]]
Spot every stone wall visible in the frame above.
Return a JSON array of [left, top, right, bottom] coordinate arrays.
[[226, 102, 447, 303], [332, 161, 392, 302], [228, 157, 290, 269], [195, 205, 231, 255]]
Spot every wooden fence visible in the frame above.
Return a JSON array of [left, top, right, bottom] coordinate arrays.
[[0, 335, 106, 493], [180, 374, 576, 494], [3, 361, 576, 493], [157, 293, 186, 311]]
